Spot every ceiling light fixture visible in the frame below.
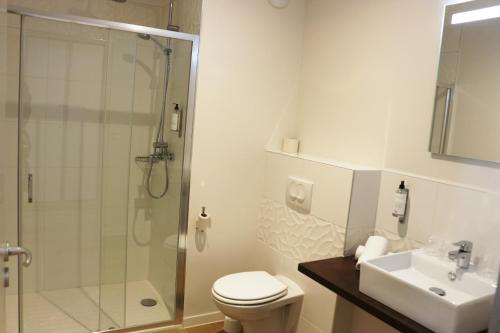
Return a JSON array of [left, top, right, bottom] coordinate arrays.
[[452, 5, 500, 24]]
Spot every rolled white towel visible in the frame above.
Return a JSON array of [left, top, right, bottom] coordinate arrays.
[[356, 236, 388, 270], [355, 245, 365, 259]]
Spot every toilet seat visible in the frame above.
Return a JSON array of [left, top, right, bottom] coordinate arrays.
[[213, 288, 288, 305], [212, 271, 288, 306]]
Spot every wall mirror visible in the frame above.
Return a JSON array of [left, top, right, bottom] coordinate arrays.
[[430, 0, 500, 163]]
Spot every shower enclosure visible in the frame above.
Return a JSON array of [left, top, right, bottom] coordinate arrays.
[[0, 4, 198, 333]]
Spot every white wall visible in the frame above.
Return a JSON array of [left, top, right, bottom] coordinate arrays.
[[296, 0, 396, 168], [295, 0, 500, 194], [5, 0, 499, 331], [293, 0, 500, 256], [289, 1, 500, 332], [378, 0, 500, 194], [184, 0, 500, 329], [184, 0, 306, 324]]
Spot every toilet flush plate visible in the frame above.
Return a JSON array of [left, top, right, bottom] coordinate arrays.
[[286, 176, 313, 214]]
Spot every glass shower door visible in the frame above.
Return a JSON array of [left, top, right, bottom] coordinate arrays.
[[14, 8, 197, 332], [98, 28, 138, 331], [18, 16, 136, 333]]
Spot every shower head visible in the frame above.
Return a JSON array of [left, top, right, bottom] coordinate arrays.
[[136, 33, 172, 56]]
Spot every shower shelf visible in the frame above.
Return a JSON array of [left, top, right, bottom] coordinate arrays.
[[265, 149, 375, 171]]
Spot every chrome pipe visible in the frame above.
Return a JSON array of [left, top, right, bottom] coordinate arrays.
[[168, 0, 174, 27], [167, 0, 179, 31]]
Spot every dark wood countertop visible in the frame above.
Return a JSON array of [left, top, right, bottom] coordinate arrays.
[[298, 256, 435, 333]]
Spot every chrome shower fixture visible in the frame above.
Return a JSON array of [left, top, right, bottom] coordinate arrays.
[[137, 33, 172, 56], [167, 0, 180, 31], [135, 142, 174, 164], [131, 0, 181, 200], [135, 30, 175, 199]]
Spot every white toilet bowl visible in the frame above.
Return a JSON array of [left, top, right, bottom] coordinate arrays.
[[211, 271, 304, 333]]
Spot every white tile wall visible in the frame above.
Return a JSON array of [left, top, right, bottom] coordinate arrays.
[[264, 151, 354, 226], [375, 170, 500, 275], [302, 160, 353, 226], [258, 199, 346, 263], [260, 151, 380, 333], [264, 152, 304, 203]]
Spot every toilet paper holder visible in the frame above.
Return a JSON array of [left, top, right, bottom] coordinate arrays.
[[196, 206, 211, 232]]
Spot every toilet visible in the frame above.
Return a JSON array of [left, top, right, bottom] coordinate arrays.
[[211, 271, 304, 333]]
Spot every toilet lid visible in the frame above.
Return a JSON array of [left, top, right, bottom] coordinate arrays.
[[212, 271, 288, 302]]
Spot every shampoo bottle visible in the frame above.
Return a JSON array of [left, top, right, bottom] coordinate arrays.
[[170, 103, 180, 132]]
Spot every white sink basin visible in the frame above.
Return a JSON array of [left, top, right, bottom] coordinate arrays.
[[360, 249, 496, 333]]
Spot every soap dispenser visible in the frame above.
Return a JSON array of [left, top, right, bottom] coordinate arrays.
[[392, 181, 408, 222]]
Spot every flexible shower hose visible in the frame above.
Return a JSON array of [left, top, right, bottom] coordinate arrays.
[[144, 39, 172, 199], [146, 158, 169, 199]]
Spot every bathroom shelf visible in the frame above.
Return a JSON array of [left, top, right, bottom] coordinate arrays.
[[265, 149, 377, 171], [298, 257, 487, 333]]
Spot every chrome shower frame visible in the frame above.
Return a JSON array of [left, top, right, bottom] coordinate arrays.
[[8, 5, 199, 333]]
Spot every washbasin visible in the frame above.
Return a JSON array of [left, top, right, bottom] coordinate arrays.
[[360, 249, 496, 333]]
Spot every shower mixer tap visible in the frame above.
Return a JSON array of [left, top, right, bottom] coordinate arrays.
[[135, 143, 174, 164], [134, 140, 174, 199], [152, 141, 175, 161]]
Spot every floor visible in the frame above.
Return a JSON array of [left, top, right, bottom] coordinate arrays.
[[6, 280, 172, 333], [171, 322, 224, 333]]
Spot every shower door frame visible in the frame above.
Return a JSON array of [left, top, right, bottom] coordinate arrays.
[[7, 5, 199, 332]]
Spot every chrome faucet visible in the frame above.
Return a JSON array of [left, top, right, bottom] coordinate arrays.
[[448, 240, 473, 269]]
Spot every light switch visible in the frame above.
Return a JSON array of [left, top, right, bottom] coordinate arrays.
[[286, 176, 313, 213]]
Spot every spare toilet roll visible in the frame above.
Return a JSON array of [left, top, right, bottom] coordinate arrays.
[[282, 138, 299, 154], [355, 236, 388, 270]]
